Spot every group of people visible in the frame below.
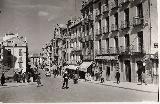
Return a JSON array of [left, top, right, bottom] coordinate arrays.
[[85, 73, 92, 82]]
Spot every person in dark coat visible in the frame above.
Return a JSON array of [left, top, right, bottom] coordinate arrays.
[[1, 73, 5, 86], [62, 71, 69, 89], [115, 70, 120, 84]]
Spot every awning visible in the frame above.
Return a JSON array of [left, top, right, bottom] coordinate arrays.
[[64, 65, 79, 70], [79, 61, 93, 72]]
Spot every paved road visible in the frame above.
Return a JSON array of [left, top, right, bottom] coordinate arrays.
[[0, 70, 158, 103]]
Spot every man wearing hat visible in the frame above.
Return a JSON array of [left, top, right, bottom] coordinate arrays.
[[62, 71, 69, 89], [115, 70, 120, 84]]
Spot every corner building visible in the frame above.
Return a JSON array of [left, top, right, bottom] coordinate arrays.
[[93, 0, 158, 83]]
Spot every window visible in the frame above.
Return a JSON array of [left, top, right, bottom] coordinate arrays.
[[19, 49, 22, 56], [98, 20, 101, 34], [125, 34, 130, 51], [99, 39, 102, 52], [106, 38, 109, 52], [137, 3, 143, 18], [8, 49, 11, 55], [98, 2, 101, 14], [138, 31, 143, 52], [114, 37, 119, 52], [106, 17, 109, 32], [124, 8, 129, 27], [114, 13, 118, 29], [19, 63, 22, 68]]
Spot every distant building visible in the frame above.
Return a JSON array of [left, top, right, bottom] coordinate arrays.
[[0, 33, 28, 76], [30, 53, 41, 68]]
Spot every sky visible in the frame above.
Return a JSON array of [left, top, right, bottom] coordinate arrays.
[[0, 0, 81, 54]]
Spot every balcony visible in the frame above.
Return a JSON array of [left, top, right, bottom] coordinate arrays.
[[102, 5, 109, 14], [133, 16, 143, 27], [119, 0, 130, 6], [111, 24, 119, 32], [120, 20, 130, 30], [110, 1, 119, 10]]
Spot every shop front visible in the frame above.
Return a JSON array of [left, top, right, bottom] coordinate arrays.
[[79, 61, 93, 79], [95, 55, 119, 81]]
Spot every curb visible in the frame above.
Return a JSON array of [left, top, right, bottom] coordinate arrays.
[[0, 83, 36, 89], [80, 80, 158, 93]]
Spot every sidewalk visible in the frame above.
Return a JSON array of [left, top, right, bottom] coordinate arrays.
[[79, 79, 158, 93], [0, 82, 36, 89]]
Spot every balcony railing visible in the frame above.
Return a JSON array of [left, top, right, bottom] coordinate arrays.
[[110, 1, 119, 10], [119, 0, 130, 6], [111, 24, 119, 32], [120, 20, 130, 30], [95, 45, 145, 56], [133, 16, 143, 26], [102, 5, 109, 14]]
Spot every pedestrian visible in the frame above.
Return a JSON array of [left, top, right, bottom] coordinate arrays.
[[141, 71, 147, 85], [37, 73, 43, 87], [73, 73, 78, 84], [22, 72, 26, 83], [1, 72, 5, 86], [62, 71, 69, 89], [115, 70, 120, 84]]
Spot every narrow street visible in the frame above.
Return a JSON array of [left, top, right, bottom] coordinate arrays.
[[0, 70, 158, 103]]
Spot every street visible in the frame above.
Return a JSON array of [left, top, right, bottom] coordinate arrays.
[[0, 70, 158, 103]]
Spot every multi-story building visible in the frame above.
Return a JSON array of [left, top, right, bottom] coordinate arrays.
[[80, 0, 95, 78], [69, 17, 83, 66], [93, 0, 158, 83], [0, 33, 28, 77]]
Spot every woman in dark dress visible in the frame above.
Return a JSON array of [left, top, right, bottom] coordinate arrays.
[[1, 73, 5, 86]]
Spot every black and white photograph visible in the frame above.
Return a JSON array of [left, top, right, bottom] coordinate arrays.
[[0, 0, 159, 103]]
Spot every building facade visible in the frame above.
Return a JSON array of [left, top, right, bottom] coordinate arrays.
[[93, 0, 158, 83], [1, 33, 28, 76]]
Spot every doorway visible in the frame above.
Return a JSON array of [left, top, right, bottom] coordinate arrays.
[[137, 61, 143, 82], [125, 60, 131, 82], [106, 66, 110, 81]]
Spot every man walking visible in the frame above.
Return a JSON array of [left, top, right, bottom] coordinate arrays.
[[115, 70, 120, 84], [62, 71, 69, 89]]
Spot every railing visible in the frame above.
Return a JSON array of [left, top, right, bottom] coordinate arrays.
[[119, 0, 130, 6], [133, 16, 143, 26], [120, 20, 130, 29], [111, 24, 119, 32], [110, 1, 119, 10], [102, 5, 109, 13]]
